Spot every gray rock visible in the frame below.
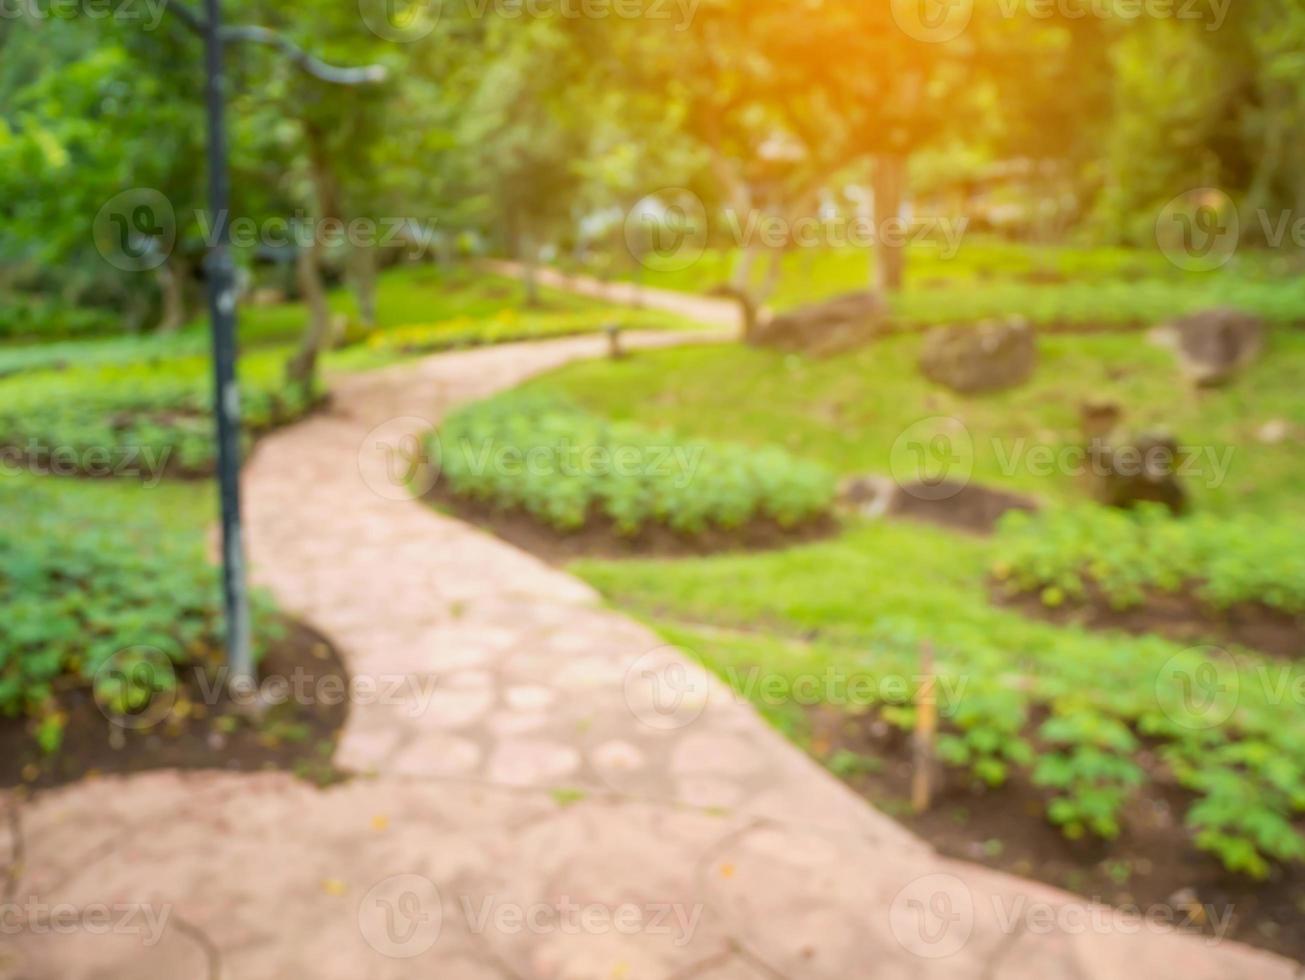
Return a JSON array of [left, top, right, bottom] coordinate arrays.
[[1168, 308, 1263, 386], [919, 318, 1037, 394], [751, 291, 888, 355]]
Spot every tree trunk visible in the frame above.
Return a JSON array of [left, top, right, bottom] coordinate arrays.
[[873, 154, 907, 293], [350, 244, 377, 329], [520, 229, 540, 307], [286, 239, 332, 387], [758, 247, 784, 304], [287, 117, 343, 386], [731, 242, 758, 293], [155, 256, 189, 334]]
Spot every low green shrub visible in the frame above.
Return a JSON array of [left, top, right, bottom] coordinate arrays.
[[992, 505, 1305, 613], [0, 486, 275, 746], [0, 351, 323, 479], [0, 293, 118, 341], [367, 306, 688, 357], [434, 392, 836, 535]]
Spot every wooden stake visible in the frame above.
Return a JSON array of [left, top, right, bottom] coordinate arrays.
[[912, 641, 937, 814]]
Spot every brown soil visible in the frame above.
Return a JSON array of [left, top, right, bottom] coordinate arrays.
[[994, 583, 1303, 659], [889, 481, 1038, 534], [424, 479, 839, 564], [0, 620, 349, 794], [809, 705, 1305, 963]]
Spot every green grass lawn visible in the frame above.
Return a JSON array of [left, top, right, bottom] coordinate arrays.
[[585, 240, 1305, 326], [0, 263, 701, 379], [519, 331, 1305, 518]]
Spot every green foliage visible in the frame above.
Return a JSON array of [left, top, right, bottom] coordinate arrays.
[[435, 392, 835, 536], [0, 483, 272, 730], [0, 351, 322, 479], [993, 506, 1305, 614], [575, 517, 1305, 876], [0, 294, 118, 342]]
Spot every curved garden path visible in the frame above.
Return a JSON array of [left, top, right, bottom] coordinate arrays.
[[2, 322, 1300, 979]]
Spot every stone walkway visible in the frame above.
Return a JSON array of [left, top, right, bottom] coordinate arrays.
[[480, 260, 745, 331], [2, 326, 1300, 979]]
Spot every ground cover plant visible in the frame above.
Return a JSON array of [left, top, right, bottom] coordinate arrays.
[[0, 349, 323, 478], [0, 476, 345, 789], [993, 505, 1305, 615], [433, 391, 836, 537], [0, 477, 265, 740]]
